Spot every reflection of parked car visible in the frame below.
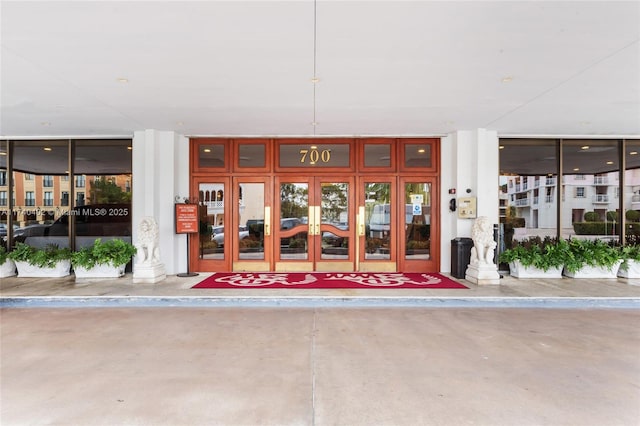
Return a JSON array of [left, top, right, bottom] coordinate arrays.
[[15, 204, 131, 248], [212, 226, 249, 248]]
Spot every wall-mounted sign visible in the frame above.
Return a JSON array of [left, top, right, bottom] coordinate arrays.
[[175, 204, 199, 234]]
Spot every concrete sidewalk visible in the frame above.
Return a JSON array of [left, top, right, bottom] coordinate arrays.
[[1, 307, 639, 425]]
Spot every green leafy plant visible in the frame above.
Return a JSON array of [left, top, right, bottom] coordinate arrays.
[[0, 246, 8, 264], [8, 243, 72, 268], [499, 237, 568, 271], [563, 238, 622, 274], [71, 239, 137, 269]]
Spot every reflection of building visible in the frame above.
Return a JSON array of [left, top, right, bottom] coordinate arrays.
[[504, 170, 640, 239], [0, 171, 132, 226]]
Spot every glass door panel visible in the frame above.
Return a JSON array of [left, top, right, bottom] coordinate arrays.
[[276, 178, 311, 270], [192, 178, 231, 272], [358, 178, 397, 272], [234, 178, 271, 271], [399, 178, 439, 272], [316, 178, 354, 271]]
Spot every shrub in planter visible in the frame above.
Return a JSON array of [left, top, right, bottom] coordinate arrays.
[[71, 238, 136, 278], [8, 243, 72, 277], [499, 237, 568, 278], [0, 246, 16, 278], [618, 245, 640, 278], [563, 238, 622, 278]]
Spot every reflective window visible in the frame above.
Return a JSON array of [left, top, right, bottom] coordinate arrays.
[[238, 144, 266, 168], [404, 183, 431, 260], [5, 139, 132, 251], [364, 182, 391, 260], [199, 182, 226, 260], [198, 144, 225, 168], [364, 144, 391, 168], [238, 183, 265, 260], [404, 144, 431, 168]]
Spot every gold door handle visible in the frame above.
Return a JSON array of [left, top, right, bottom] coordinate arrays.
[[308, 206, 315, 235], [358, 206, 365, 236], [314, 206, 321, 236], [264, 206, 271, 236]]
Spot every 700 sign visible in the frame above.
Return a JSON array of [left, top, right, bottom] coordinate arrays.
[[299, 148, 331, 164]]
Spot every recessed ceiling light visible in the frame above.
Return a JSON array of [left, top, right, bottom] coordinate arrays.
[[573, 168, 580, 171], [43, 147, 52, 151], [310, 145, 318, 149], [501, 76, 513, 83], [418, 148, 426, 154], [630, 151, 638, 155], [203, 148, 211, 153], [499, 145, 504, 149], [581, 146, 590, 150], [127, 146, 132, 150], [606, 161, 614, 165], [117, 78, 129, 83]]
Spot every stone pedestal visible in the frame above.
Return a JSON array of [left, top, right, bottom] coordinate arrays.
[[133, 263, 166, 284], [465, 263, 500, 285]]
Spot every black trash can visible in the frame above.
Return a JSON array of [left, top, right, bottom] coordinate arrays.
[[451, 237, 473, 278]]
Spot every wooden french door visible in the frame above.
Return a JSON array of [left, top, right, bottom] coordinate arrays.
[[398, 177, 439, 272], [274, 176, 355, 272]]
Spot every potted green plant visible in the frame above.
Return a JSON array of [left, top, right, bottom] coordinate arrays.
[[8, 243, 72, 277], [563, 238, 623, 278], [71, 238, 136, 279], [499, 237, 567, 278], [0, 246, 17, 278], [618, 244, 640, 278]]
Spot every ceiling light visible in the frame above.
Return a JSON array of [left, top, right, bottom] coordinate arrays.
[[630, 151, 638, 155], [499, 145, 504, 150], [203, 148, 211, 153], [117, 78, 129, 83], [573, 168, 580, 171], [418, 148, 426, 154], [310, 77, 320, 83], [606, 161, 614, 165], [581, 146, 589, 150], [501, 76, 513, 83], [43, 147, 52, 151], [310, 145, 318, 149], [127, 146, 132, 150]]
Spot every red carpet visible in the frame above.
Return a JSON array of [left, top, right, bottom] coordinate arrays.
[[192, 272, 467, 289]]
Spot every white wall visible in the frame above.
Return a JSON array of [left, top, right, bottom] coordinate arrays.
[[132, 130, 190, 275]]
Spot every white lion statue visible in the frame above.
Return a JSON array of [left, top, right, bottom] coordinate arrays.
[[135, 217, 161, 265], [470, 216, 496, 266]]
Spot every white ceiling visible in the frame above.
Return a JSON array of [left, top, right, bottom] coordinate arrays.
[[1, 0, 639, 139]]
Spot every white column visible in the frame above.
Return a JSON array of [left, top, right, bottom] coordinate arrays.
[[132, 130, 190, 276], [440, 129, 499, 273]]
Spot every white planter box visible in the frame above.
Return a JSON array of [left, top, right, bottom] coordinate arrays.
[[1, 259, 16, 278], [563, 260, 623, 279], [618, 259, 640, 278], [15, 260, 71, 278], [74, 263, 126, 279], [509, 261, 563, 278]]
